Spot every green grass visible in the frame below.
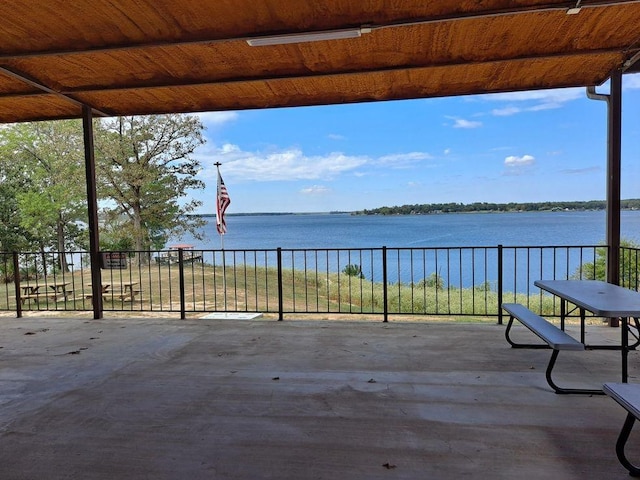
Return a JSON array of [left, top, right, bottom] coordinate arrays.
[[0, 261, 567, 321]]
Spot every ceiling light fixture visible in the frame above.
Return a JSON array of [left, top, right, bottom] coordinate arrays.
[[247, 27, 371, 46], [567, 0, 582, 14]]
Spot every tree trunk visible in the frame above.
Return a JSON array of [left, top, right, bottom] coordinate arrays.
[[133, 204, 148, 265], [57, 214, 69, 272]]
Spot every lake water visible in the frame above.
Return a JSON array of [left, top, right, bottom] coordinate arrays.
[[170, 211, 640, 292], [175, 210, 640, 250]]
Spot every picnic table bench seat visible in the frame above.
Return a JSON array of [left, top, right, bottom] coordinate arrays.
[[85, 288, 140, 302], [603, 383, 640, 477], [502, 303, 602, 395], [21, 291, 72, 304], [109, 288, 141, 301]]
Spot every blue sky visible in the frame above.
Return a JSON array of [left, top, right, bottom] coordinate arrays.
[[192, 73, 640, 214]]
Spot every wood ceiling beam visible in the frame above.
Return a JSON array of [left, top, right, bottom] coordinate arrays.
[[623, 50, 640, 72], [0, 66, 110, 116]]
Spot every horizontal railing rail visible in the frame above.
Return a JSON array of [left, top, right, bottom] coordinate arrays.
[[1, 244, 630, 322]]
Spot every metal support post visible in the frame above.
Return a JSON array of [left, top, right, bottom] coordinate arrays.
[[586, 70, 622, 287], [83, 105, 103, 319], [382, 246, 388, 323], [178, 248, 186, 319], [607, 69, 623, 287], [497, 244, 503, 325], [13, 251, 22, 318], [277, 247, 283, 321]]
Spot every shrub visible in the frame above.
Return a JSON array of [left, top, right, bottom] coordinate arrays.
[[417, 272, 444, 290], [342, 264, 365, 279]]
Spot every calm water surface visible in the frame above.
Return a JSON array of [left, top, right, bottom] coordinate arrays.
[[171, 211, 640, 291], [176, 210, 640, 250]]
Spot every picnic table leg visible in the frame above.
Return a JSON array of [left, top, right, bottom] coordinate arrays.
[[545, 350, 604, 396], [616, 412, 640, 476], [629, 318, 640, 349], [622, 317, 629, 383], [504, 315, 551, 349]]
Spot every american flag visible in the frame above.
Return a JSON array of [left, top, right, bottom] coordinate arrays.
[[216, 169, 231, 235]]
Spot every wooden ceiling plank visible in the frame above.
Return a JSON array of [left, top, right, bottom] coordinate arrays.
[[0, 0, 636, 59], [0, 0, 637, 122], [2, 5, 637, 96], [42, 48, 633, 96], [74, 55, 617, 114]]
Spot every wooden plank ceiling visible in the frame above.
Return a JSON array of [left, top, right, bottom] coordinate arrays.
[[0, 0, 639, 122]]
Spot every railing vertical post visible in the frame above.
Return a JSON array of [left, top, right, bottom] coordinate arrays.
[[497, 244, 503, 325], [382, 246, 388, 323], [13, 251, 22, 318], [277, 248, 284, 321], [178, 248, 186, 319]]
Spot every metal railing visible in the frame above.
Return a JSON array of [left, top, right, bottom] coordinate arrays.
[[3, 244, 629, 322], [621, 246, 640, 291]]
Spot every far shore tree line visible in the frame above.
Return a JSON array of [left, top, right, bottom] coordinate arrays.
[[0, 114, 206, 271], [355, 199, 640, 216]]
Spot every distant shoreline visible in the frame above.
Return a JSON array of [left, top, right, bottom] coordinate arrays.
[[198, 211, 351, 217], [195, 199, 640, 217], [353, 199, 640, 216]]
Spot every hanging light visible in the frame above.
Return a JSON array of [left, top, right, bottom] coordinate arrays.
[[247, 27, 371, 46]]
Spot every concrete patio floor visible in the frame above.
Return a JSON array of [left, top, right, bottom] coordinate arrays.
[[1, 316, 638, 479]]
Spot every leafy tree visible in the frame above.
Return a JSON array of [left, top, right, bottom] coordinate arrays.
[[0, 121, 87, 271], [95, 115, 206, 256], [0, 148, 30, 253], [573, 239, 640, 288], [0, 150, 31, 281], [355, 199, 640, 215]]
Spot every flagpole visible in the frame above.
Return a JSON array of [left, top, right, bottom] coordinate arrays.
[[215, 162, 228, 311]]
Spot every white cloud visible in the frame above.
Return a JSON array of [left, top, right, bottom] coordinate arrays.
[[452, 118, 482, 129], [486, 88, 584, 103], [201, 143, 368, 181], [219, 143, 241, 154], [376, 152, 433, 168], [528, 102, 563, 112], [199, 142, 436, 181], [196, 111, 239, 127], [328, 133, 346, 140], [559, 166, 601, 175], [444, 148, 451, 155], [484, 87, 584, 116], [300, 185, 331, 194], [625, 73, 640, 90], [197, 139, 438, 186], [492, 106, 521, 116], [504, 155, 535, 167]]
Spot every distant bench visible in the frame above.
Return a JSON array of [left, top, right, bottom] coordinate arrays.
[[85, 289, 140, 302], [108, 288, 141, 302], [502, 303, 602, 395], [603, 383, 640, 476], [20, 291, 72, 305]]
